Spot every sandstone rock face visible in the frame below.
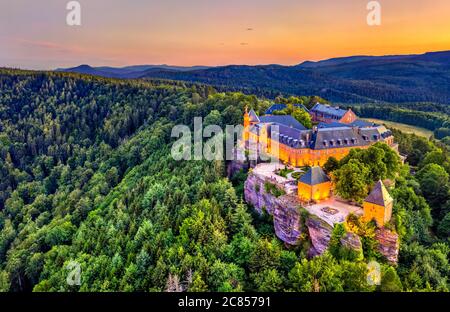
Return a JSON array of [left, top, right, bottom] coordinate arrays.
[[340, 232, 362, 251], [244, 172, 303, 245], [375, 228, 399, 264], [273, 196, 303, 245], [243, 170, 399, 262], [305, 216, 333, 257]]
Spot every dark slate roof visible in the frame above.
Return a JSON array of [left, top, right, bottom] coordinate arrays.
[[310, 103, 348, 118], [248, 109, 260, 122], [359, 126, 392, 142], [310, 127, 369, 150], [299, 166, 330, 185], [265, 103, 309, 115], [270, 124, 303, 138], [350, 119, 378, 128], [365, 180, 393, 206], [268, 124, 311, 148], [250, 119, 392, 150], [318, 119, 378, 129], [318, 121, 348, 129], [259, 115, 306, 130]]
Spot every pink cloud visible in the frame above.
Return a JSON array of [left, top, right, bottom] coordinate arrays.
[[14, 38, 83, 55]]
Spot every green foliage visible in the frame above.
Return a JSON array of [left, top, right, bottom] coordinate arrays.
[[288, 252, 372, 292], [398, 242, 449, 291], [230, 169, 248, 198], [331, 143, 401, 203], [0, 69, 447, 293], [323, 157, 339, 173], [189, 272, 208, 292], [352, 105, 449, 137], [390, 129, 434, 166], [392, 185, 433, 243], [251, 268, 283, 292], [416, 164, 449, 213], [437, 213, 450, 238], [263, 182, 286, 198], [328, 223, 346, 258], [288, 253, 343, 292], [276, 166, 293, 178], [273, 103, 313, 129], [208, 260, 244, 291], [329, 224, 363, 262], [379, 266, 403, 292], [248, 239, 282, 273], [274, 95, 329, 110], [333, 159, 370, 203]]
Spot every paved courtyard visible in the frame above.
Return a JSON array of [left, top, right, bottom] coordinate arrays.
[[252, 163, 307, 195], [252, 162, 292, 183], [305, 198, 363, 226]]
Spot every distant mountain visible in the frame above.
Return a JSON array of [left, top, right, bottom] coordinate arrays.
[[55, 64, 210, 79], [297, 51, 450, 68], [56, 51, 450, 104]]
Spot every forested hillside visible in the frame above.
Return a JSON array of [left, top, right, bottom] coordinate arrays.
[[59, 51, 450, 105], [0, 69, 448, 292]]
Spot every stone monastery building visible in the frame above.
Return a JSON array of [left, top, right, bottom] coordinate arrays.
[[244, 103, 396, 167], [243, 103, 397, 227]]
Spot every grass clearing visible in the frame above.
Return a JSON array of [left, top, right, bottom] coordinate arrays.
[[361, 118, 433, 138]]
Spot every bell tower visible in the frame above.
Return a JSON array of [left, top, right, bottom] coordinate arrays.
[[244, 106, 250, 128], [243, 106, 250, 142]]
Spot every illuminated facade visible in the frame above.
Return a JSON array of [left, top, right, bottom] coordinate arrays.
[[243, 104, 395, 167], [362, 180, 393, 227], [298, 166, 332, 202]]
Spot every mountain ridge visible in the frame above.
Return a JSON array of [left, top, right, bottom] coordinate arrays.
[[56, 50, 450, 104]]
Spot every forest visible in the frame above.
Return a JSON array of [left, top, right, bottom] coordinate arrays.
[[350, 105, 450, 140], [0, 69, 448, 292]]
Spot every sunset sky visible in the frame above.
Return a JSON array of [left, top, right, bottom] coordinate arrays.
[[1, 0, 450, 69]]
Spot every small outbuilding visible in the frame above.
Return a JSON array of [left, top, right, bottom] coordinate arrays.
[[362, 180, 393, 227], [298, 166, 331, 202]]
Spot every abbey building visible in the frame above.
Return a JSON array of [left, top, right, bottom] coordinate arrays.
[[243, 103, 396, 167]]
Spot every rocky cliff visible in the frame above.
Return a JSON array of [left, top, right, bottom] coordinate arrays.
[[243, 169, 399, 263], [244, 172, 303, 245], [375, 228, 399, 264], [305, 215, 333, 257], [340, 232, 363, 252]]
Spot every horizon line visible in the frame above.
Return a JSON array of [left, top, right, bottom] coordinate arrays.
[[3, 49, 449, 71]]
